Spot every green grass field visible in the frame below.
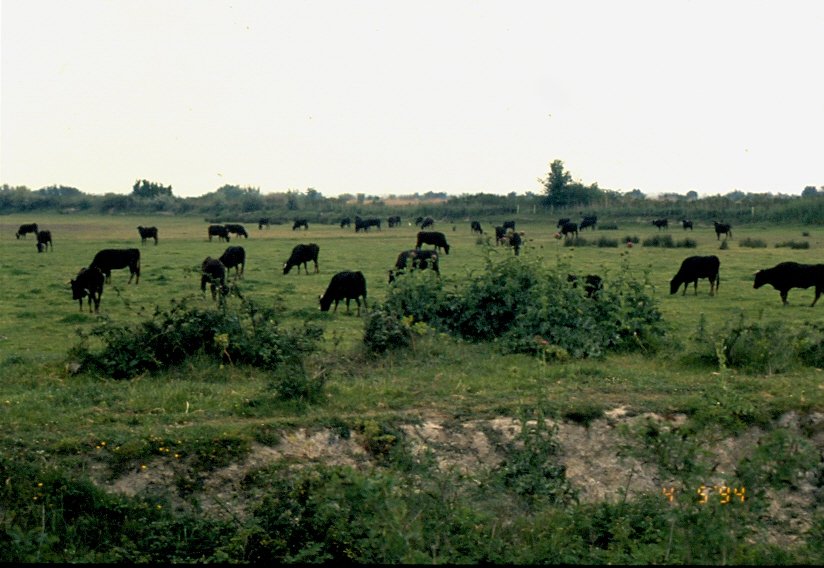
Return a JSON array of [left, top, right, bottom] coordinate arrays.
[[1, 213, 823, 563]]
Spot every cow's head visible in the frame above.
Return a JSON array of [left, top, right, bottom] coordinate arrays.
[[753, 270, 766, 289]]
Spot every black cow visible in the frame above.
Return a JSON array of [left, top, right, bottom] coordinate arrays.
[[414, 216, 424, 226], [503, 220, 516, 232], [16, 223, 38, 239], [225, 224, 249, 239], [579, 215, 597, 231], [420, 217, 434, 230], [670, 255, 720, 296], [501, 230, 523, 255], [201, 257, 228, 301], [219, 246, 246, 279], [70, 266, 104, 313], [560, 221, 578, 239], [293, 219, 309, 231], [470, 220, 483, 234], [340, 217, 352, 229], [713, 222, 732, 240], [283, 243, 320, 275], [494, 226, 506, 244], [681, 219, 693, 230], [319, 271, 367, 315], [567, 274, 603, 298], [137, 225, 158, 245], [388, 249, 440, 283], [259, 218, 270, 230], [36, 230, 53, 252], [388, 215, 402, 228], [416, 231, 450, 254], [754, 262, 824, 307], [90, 248, 141, 284], [355, 216, 381, 232], [208, 225, 231, 242], [653, 218, 668, 231], [557, 218, 571, 228]]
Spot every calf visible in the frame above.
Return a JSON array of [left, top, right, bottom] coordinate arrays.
[[681, 219, 693, 230], [69, 266, 104, 313], [319, 271, 367, 315], [225, 223, 249, 239], [292, 218, 309, 230], [713, 221, 732, 240], [420, 217, 434, 230], [340, 217, 352, 229], [754, 262, 824, 307], [652, 218, 668, 231], [560, 221, 578, 239], [388, 215, 402, 228], [567, 274, 603, 298], [494, 226, 506, 245], [388, 249, 440, 283], [283, 243, 320, 275], [90, 248, 141, 284], [208, 224, 231, 242], [16, 223, 38, 239], [470, 220, 483, 234], [36, 230, 53, 252], [416, 231, 450, 254], [219, 246, 246, 279], [258, 218, 270, 230], [137, 225, 158, 245], [201, 257, 228, 301], [670, 255, 720, 296], [502, 230, 523, 255]]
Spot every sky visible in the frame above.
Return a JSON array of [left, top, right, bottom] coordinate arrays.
[[2, 0, 823, 199]]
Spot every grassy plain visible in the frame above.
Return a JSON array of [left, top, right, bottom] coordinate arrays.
[[1, 213, 823, 562]]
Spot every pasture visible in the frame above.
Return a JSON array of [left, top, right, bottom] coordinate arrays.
[[1, 213, 824, 563]]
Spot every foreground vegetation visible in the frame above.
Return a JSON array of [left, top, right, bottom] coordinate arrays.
[[1, 213, 823, 563]]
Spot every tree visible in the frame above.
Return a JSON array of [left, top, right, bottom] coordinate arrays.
[[540, 160, 573, 208], [132, 179, 173, 199], [802, 186, 819, 198]]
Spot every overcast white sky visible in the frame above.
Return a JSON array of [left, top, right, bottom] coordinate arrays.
[[2, 0, 822, 199]]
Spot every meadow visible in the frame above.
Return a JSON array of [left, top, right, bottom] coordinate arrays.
[[1, 213, 823, 563]]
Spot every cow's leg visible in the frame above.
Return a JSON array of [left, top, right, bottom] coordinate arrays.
[[694, 280, 698, 295], [811, 288, 821, 307], [780, 290, 789, 305]]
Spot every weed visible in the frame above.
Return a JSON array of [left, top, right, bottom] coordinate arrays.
[[739, 237, 767, 248], [775, 240, 810, 249]]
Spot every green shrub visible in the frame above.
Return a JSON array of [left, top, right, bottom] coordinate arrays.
[[596, 237, 619, 247], [775, 240, 810, 249], [363, 305, 413, 354], [599, 223, 619, 230], [719, 239, 729, 250], [563, 237, 589, 247], [675, 238, 697, 248], [68, 298, 322, 379], [739, 237, 767, 248], [624, 235, 640, 244], [642, 235, 674, 247]]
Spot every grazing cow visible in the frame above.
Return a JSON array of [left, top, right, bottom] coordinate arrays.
[[754, 262, 824, 307], [681, 219, 693, 230], [557, 218, 571, 228], [319, 271, 368, 315], [16, 223, 38, 239], [340, 217, 352, 229], [494, 226, 506, 244], [652, 218, 668, 231], [567, 274, 603, 298], [713, 222, 732, 240], [420, 217, 435, 229], [69, 266, 104, 313], [208, 224, 231, 242], [500, 230, 523, 255], [225, 224, 249, 239], [416, 231, 450, 254], [201, 257, 228, 301], [503, 220, 516, 232], [258, 218, 270, 230], [579, 215, 597, 231], [137, 225, 158, 245], [560, 221, 578, 239], [36, 230, 53, 252], [90, 248, 141, 284], [670, 255, 720, 296], [414, 216, 424, 226], [292, 218, 309, 231], [470, 220, 483, 234], [388, 215, 402, 228], [354, 216, 381, 232], [283, 243, 320, 275], [388, 249, 440, 283], [219, 246, 246, 279]]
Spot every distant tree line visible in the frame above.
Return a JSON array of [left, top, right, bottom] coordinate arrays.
[[1, 163, 822, 225]]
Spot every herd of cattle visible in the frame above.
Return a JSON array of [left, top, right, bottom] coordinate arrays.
[[9, 217, 823, 315]]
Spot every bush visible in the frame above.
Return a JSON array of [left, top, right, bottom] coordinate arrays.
[[739, 237, 767, 248], [624, 235, 640, 244], [596, 237, 619, 248], [363, 306, 413, 354], [642, 235, 674, 248], [563, 237, 589, 247], [69, 298, 322, 379], [775, 240, 810, 249], [675, 238, 697, 248], [599, 223, 619, 230]]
